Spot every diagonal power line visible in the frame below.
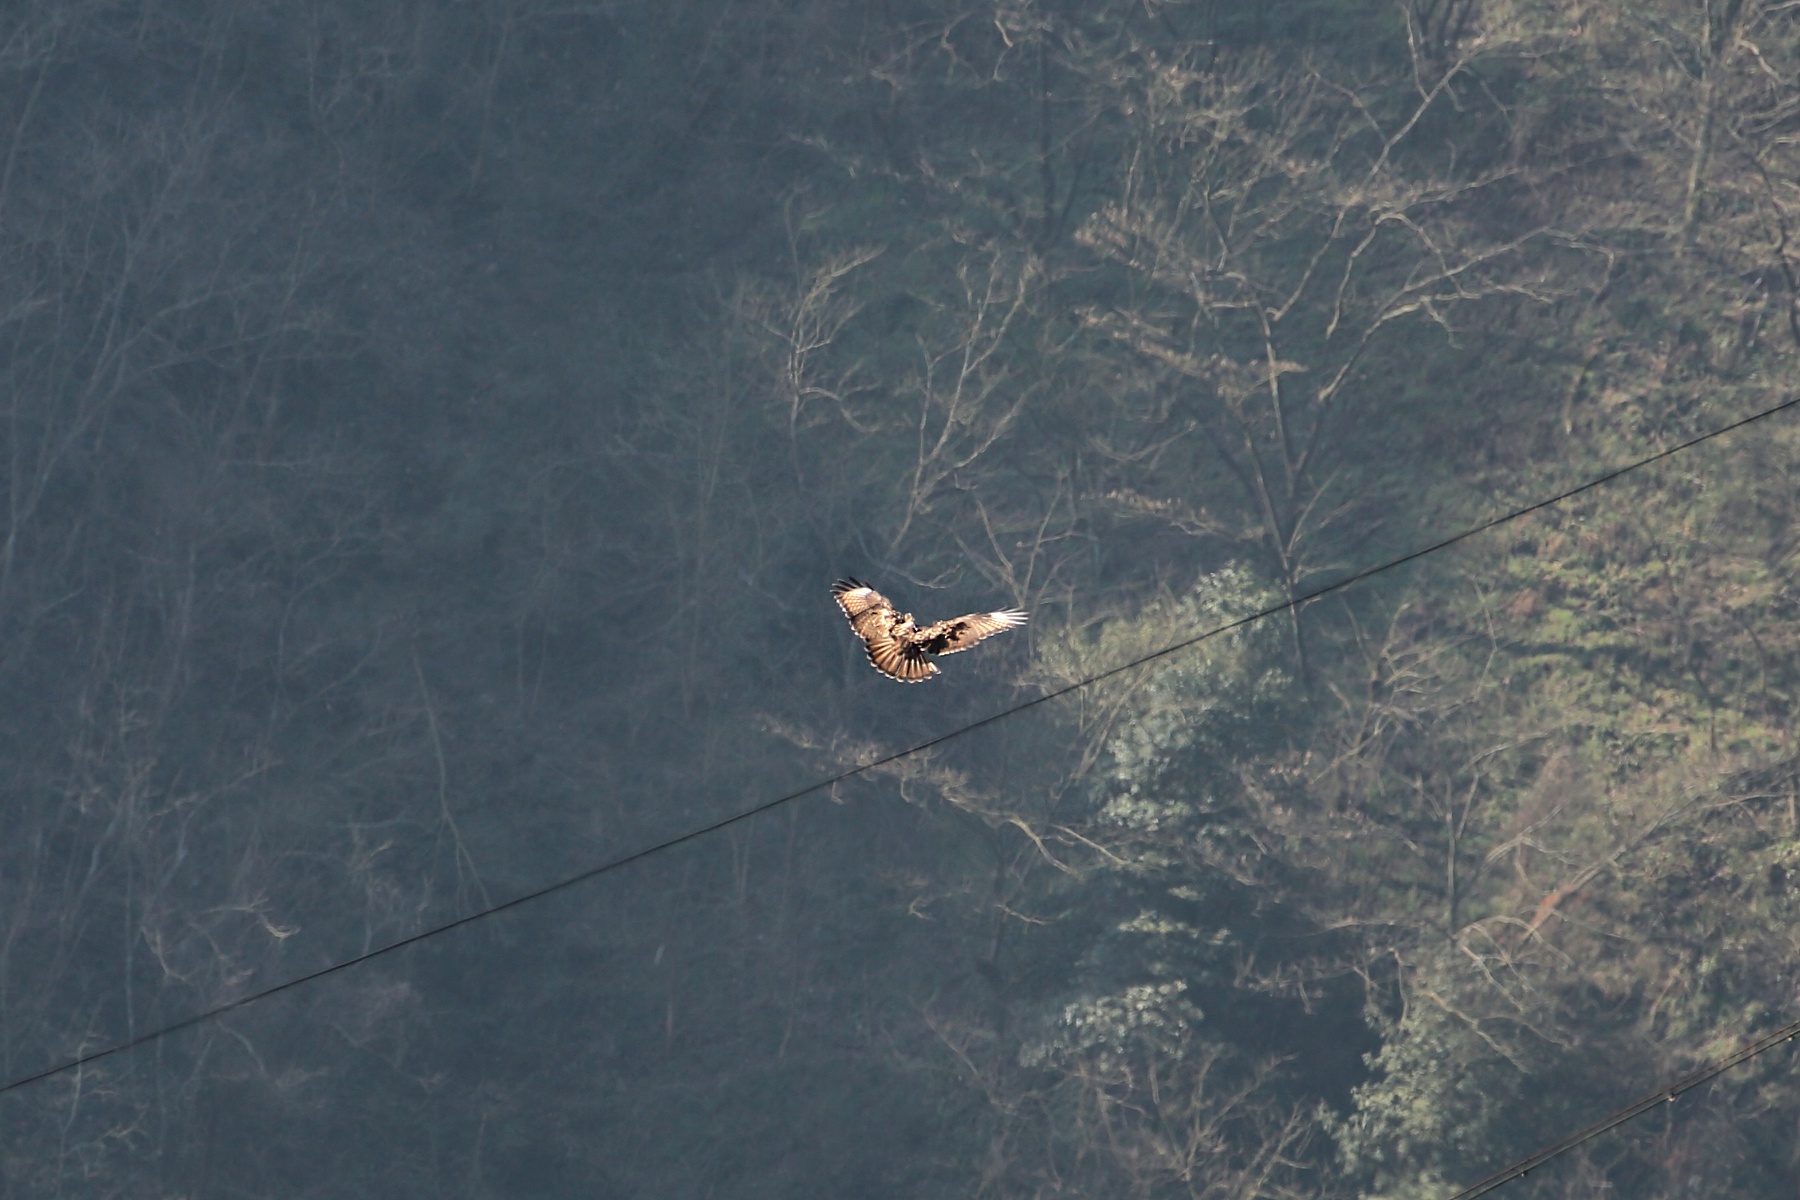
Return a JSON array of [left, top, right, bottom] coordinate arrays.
[[1445, 1017, 1800, 1199], [3, 394, 1798, 1102]]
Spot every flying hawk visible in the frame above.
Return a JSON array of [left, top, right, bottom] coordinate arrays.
[[832, 578, 1027, 682]]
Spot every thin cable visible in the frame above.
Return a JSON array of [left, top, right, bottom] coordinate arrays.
[[3, 394, 1798, 1100], [1444, 1017, 1800, 1199]]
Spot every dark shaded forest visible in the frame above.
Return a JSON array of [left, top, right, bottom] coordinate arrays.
[[4, 0, 1800, 1196]]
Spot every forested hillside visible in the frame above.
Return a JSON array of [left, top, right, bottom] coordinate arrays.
[[4, 1, 1800, 1196]]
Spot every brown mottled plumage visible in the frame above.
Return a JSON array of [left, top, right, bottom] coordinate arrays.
[[831, 578, 1027, 683]]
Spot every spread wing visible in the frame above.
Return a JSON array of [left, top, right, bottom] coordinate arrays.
[[915, 608, 1028, 656], [832, 578, 938, 683], [832, 578, 899, 640]]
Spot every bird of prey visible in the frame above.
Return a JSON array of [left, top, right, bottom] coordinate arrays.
[[831, 578, 1027, 682]]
